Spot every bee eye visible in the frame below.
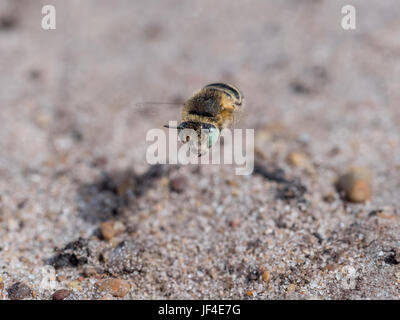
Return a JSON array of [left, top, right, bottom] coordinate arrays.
[[178, 129, 186, 142], [207, 127, 220, 148], [178, 128, 193, 143]]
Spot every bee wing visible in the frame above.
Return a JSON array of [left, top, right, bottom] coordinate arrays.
[[230, 100, 245, 128], [123, 101, 184, 128], [130, 101, 183, 117]]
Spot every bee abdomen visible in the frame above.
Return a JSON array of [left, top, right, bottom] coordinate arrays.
[[203, 83, 242, 106], [188, 110, 214, 117]]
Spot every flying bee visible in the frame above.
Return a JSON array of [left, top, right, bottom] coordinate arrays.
[[165, 83, 243, 156]]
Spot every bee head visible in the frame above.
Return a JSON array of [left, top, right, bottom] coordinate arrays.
[[175, 122, 220, 154]]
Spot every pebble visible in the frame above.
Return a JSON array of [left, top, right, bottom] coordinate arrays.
[[100, 220, 125, 241], [287, 152, 307, 167], [7, 282, 32, 300], [206, 268, 217, 279], [100, 221, 116, 241], [226, 179, 239, 188], [67, 280, 83, 291], [324, 264, 338, 272], [322, 192, 335, 203], [247, 270, 260, 281], [230, 218, 241, 228], [287, 283, 296, 293], [96, 279, 130, 297], [52, 289, 71, 300], [262, 271, 271, 283], [169, 176, 187, 193], [369, 208, 397, 220], [56, 275, 67, 282], [83, 266, 99, 277], [336, 167, 372, 203]]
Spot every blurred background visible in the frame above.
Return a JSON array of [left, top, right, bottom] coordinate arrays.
[[0, 0, 399, 299]]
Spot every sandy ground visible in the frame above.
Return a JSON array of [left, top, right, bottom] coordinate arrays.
[[0, 0, 400, 299]]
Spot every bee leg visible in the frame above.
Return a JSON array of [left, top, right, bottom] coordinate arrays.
[[222, 104, 236, 112]]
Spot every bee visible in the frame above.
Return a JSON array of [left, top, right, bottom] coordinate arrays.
[[165, 83, 243, 156]]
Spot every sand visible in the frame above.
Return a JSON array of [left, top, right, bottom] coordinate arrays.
[[0, 0, 399, 299]]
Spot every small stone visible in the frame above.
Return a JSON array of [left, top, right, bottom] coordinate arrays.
[[384, 250, 400, 265], [96, 279, 130, 298], [67, 280, 83, 291], [247, 270, 260, 281], [99, 220, 124, 241], [287, 283, 296, 293], [247, 290, 254, 297], [51, 252, 88, 269], [52, 289, 70, 300], [206, 268, 217, 279], [7, 282, 32, 300], [377, 212, 396, 220], [169, 176, 187, 193], [159, 177, 168, 187], [56, 275, 67, 282], [278, 183, 307, 200], [336, 167, 372, 203], [100, 221, 115, 240], [296, 257, 305, 264], [287, 152, 307, 167], [324, 264, 338, 272], [322, 192, 335, 203], [262, 271, 271, 283], [0, 277, 3, 291], [230, 218, 241, 228], [369, 209, 397, 220], [83, 266, 98, 277], [226, 179, 239, 188]]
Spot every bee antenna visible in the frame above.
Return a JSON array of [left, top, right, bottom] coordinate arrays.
[[164, 124, 178, 129]]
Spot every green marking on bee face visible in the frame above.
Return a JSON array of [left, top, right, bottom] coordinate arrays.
[[207, 127, 220, 148]]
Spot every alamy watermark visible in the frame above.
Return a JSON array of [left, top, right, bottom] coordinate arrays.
[[146, 121, 254, 176], [341, 5, 356, 30], [40, 4, 356, 31], [41, 5, 56, 30]]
